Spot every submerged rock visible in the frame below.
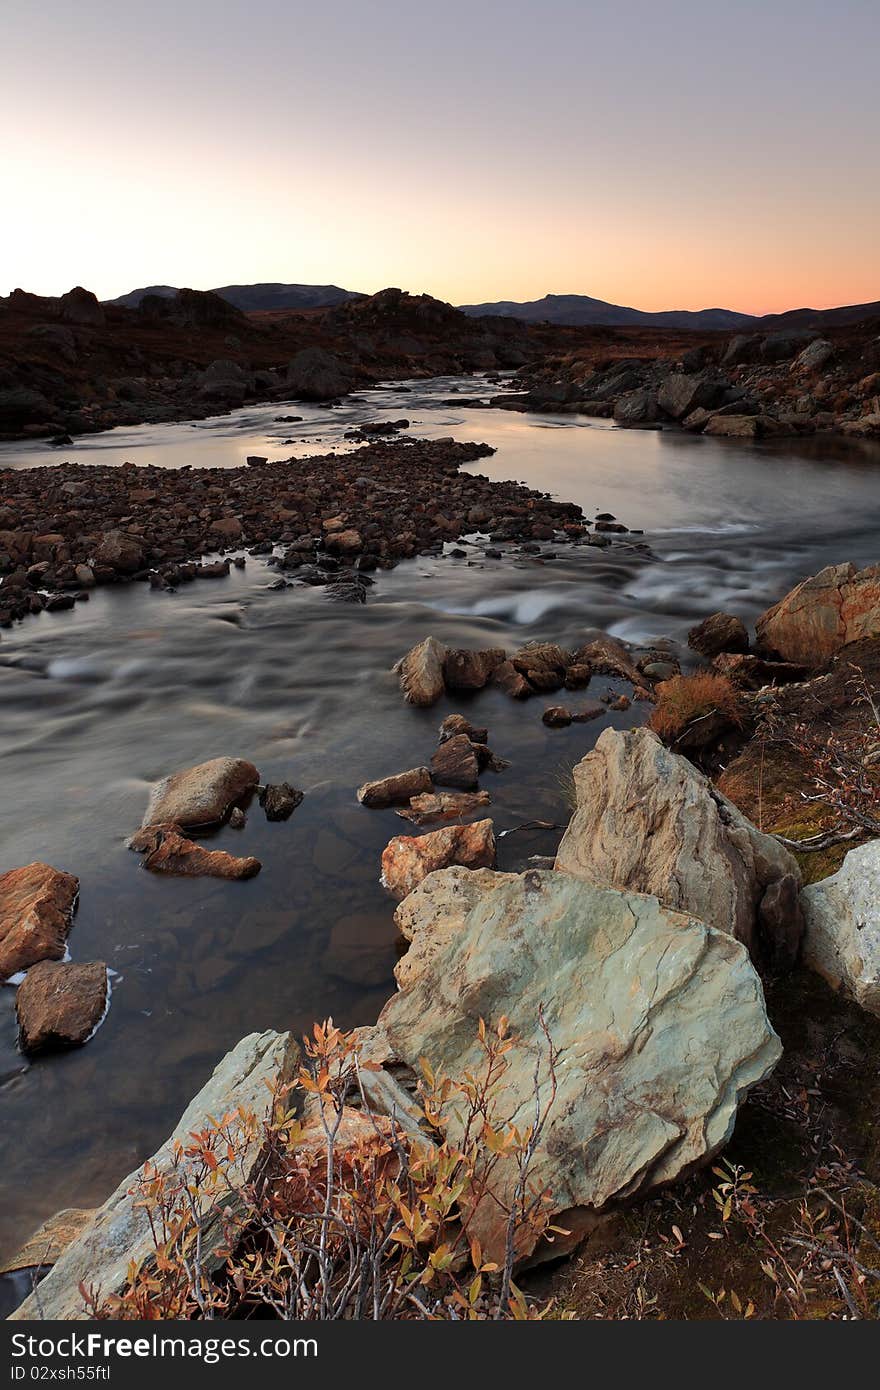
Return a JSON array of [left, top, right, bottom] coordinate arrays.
[[380, 819, 496, 900], [801, 841, 880, 1016], [555, 727, 799, 956], [0, 862, 79, 980], [11, 1030, 297, 1320], [128, 824, 261, 879], [362, 868, 780, 1263], [142, 756, 260, 829], [16, 959, 108, 1054]]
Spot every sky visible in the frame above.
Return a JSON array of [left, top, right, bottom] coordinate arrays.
[[3, 0, 878, 314]]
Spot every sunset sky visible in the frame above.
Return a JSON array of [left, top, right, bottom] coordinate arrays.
[[4, 0, 878, 314]]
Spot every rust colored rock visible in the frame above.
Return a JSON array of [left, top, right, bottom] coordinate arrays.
[[357, 766, 433, 808], [755, 562, 880, 666], [128, 824, 261, 879], [438, 713, 488, 744], [16, 959, 108, 1054], [395, 636, 448, 707], [564, 663, 592, 690], [396, 790, 492, 827], [0, 862, 79, 980], [430, 734, 480, 790], [380, 819, 496, 900], [443, 647, 506, 691], [93, 530, 144, 574], [512, 642, 569, 693], [688, 612, 749, 658], [143, 756, 260, 829]]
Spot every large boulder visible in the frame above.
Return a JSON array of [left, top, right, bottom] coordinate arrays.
[[285, 348, 352, 400], [93, 529, 144, 574], [142, 756, 260, 828], [755, 563, 880, 665], [554, 727, 799, 956], [16, 959, 108, 1054], [613, 388, 661, 425], [11, 1030, 296, 1320], [361, 868, 780, 1262], [800, 841, 880, 1016], [0, 862, 79, 980], [380, 819, 496, 900]]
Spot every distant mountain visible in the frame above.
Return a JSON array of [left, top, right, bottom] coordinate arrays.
[[756, 300, 880, 330], [459, 293, 757, 331], [106, 283, 363, 311]]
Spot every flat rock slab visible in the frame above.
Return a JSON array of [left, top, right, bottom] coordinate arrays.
[[0, 862, 79, 980], [16, 959, 108, 1054], [801, 840, 880, 1015], [142, 756, 260, 829], [129, 824, 261, 879], [362, 868, 780, 1264], [11, 1030, 297, 1321], [381, 819, 496, 900]]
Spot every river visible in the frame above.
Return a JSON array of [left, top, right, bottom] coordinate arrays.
[[1, 376, 878, 1284]]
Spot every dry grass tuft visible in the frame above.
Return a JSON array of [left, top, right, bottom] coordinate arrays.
[[649, 672, 744, 745]]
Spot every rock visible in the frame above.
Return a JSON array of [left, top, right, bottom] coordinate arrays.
[[712, 651, 808, 690], [438, 714, 488, 744], [209, 515, 242, 540], [395, 636, 448, 707], [572, 700, 607, 723], [511, 642, 570, 692], [16, 960, 108, 1054], [59, 287, 104, 327], [555, 727, 800, 955], [0, 862, 79, 980], [128, 824, 261, 879], [757, 873, 805, 973], [800, 841, 880, 1015], [492, 659, 533, 699], [613, 388, 661, 425], [564, 663, 592, 689], [755, 562, 880, 665], [703, 414, 775, 438], [0, 1209, 96, 1274], [357, 766, 433, 808], [640, 659, 678, 682], [688, 612, 749, 658], [793, 338, 833, 373], [573, 634, 644, 687], [443, 647, 506, 691], [380, 819, 496, 900], [396, 790, 492, 826], [430, 733, 481, 790], [658, 373, 726, 421], [258, 782, 304, 821], [143, 756, 259, 829], [362, 868, 780, 1262], [11, 1031, 297, 1320], [543, 706, 572, 727], [229, 807, 246, 829], [285, 347, 352, 401], [842, 412, 880, 439], [93, 530, 144, 574]]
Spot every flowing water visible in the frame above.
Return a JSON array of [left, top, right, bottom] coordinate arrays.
[[1, 377, 879, 1281]]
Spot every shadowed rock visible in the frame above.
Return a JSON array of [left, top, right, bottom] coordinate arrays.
[[16, 959, 108, 1054]]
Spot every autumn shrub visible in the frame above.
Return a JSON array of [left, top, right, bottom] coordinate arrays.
[[649, 672, 744, 746], [83, 1018, 560, 1321]]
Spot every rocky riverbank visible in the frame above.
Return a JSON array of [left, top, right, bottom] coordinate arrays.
[[0, 436, 588, 631], [499, 317, 880, 439]]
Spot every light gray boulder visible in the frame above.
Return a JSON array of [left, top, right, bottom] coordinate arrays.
[[801, 840, 880, 1016]]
